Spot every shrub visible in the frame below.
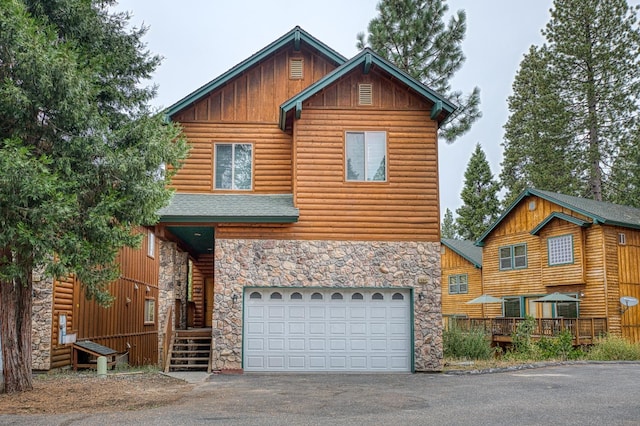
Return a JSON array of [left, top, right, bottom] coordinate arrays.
[[443, 325, 494, 360], [586, 335, 640, 361]]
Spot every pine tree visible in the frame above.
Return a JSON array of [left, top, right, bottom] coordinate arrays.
[[455, 144, 500, 241], [501, 46, 581, 206], [441, 208, 457, 239], [357, 0, 481, 143], [0, 0, 188, 392], [502, 0, 640, 202]]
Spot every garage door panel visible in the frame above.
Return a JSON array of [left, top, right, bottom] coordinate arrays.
[[244, 288, 411, 372], [309, 322, 325, 334], [288, 306, 305, 318], [349, 307, 366, 319], [268, 322, 285, 334], [288, 338, 305, 351], [309, 339, 326, 350], [309, 306, 325, 318], [268, 306, 285, 318]]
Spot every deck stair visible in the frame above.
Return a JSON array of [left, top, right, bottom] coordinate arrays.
[[165, 329, 212, 372]]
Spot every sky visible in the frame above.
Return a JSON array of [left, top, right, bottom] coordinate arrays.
[[113, 0, 554, 218]]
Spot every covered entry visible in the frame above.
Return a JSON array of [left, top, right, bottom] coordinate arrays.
[[243, 288, 412, 372]]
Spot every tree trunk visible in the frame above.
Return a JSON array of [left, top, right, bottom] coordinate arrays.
[[0, 250, 33, 393]]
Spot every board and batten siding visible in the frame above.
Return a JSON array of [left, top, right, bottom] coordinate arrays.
[[440, 248, 482, 318], [173, 47, 338, 125], [51, 228, 161, 368], [617, 227, 640, 342]]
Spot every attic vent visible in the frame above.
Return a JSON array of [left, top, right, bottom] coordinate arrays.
[[359, 83, 373, 105], [290, 59, 303, 79], [619, 233, 627, 245]]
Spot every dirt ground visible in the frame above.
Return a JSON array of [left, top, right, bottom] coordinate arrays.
[[0, 370, 193, 415]]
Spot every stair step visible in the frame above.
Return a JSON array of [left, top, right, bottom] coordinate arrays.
[[170, 357, 210, 362]]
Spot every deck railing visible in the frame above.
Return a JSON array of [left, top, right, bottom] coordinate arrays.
[[447, 317, 608, 345]]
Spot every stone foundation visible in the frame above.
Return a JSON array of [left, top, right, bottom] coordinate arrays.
[[213, 239, 442, 371], [32, 270, 54, 371], [158, 240, 188, 367]]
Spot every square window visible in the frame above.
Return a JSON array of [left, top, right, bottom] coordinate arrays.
[[214, 143, 252, 190], [548, 235, 573, 265], [345, 132, 386, 182], [144, 298, 155, 324], [448, 274, 468, 294]]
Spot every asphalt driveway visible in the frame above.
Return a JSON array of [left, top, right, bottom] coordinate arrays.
[[4, 362, 640, 425]]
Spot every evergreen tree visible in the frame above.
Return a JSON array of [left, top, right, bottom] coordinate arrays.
[[357, 0, 481, 143], [501, 46, 581, 206], [441, 208, 457, 239], [502, 0, 640, 202], [0, 0, 188, 392], [455, 144, 500, 241]]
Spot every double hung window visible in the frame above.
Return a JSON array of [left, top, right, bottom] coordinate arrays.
[[448, 274, 468, 294], [215, 143, 252, 190], [345, 132, 386, 182], [499, 244, 527, 270]]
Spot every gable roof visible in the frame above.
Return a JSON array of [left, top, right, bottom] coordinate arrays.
[[530, 211, 591, 236], [158, 193, 299, 223], [163, 26, 347, 120], [477, 188, 640, 245], [441, 238, 482, 268], [279, 48, 457, 131]]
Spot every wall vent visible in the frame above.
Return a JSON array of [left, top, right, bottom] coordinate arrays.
[[290, 59, 303, 79], [619, 233, 627, 245], [359, 83, 373, 105]]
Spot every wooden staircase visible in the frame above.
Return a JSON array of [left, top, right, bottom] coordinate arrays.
[[165, 329, 212, 372]]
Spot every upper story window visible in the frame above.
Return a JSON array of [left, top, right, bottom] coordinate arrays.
[[448, 274, 468, 294], [548, 234, 574, 266], [214, 143, 252, 190], [147, 231, 155, 258], [345, 131, 386, 182], [499, 243, 527, 270]]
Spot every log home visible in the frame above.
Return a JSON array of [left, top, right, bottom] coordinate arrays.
[[441, 238, 483, 321], [469, 188, 640, 343], [155, 26, 455, 372]]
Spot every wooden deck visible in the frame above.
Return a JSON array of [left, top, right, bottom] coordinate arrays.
[[447, 317, 608, 345]]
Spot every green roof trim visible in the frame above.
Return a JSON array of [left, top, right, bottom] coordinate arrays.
[[158, 193, 299, 223], [163, 26, 347, 120], [441, 238, 482, 268], [279, 48, 457, 131], [530, 212, 591, 236], [477, 188, 640, 245]]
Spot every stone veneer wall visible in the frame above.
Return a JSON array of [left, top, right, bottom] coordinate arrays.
[[213, 239, 442, 372], [158, 240, 188, 367], [32, 270, 54, 371]]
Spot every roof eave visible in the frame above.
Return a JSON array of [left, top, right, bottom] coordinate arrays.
[[159, 215, 299, 224]]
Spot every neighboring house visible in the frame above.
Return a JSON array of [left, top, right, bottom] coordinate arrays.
[[475, 188, 640, 343], [440, 238, 483, 320], [155, 26, 455, 372], [29, 227, 165, 371]]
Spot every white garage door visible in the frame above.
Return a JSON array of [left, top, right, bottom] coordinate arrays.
[[243, 288, 411, 372]]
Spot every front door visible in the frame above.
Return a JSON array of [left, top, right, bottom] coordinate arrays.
[[205, 278, 213, 327]]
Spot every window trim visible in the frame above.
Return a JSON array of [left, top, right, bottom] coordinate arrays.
[[448, 274, 468, 295], [213, 142, 254, 191], [345, 131, 387, 182], [499, 243, 528, 271], [547, 234, 574, 266], [144, 297, 156, 325]]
